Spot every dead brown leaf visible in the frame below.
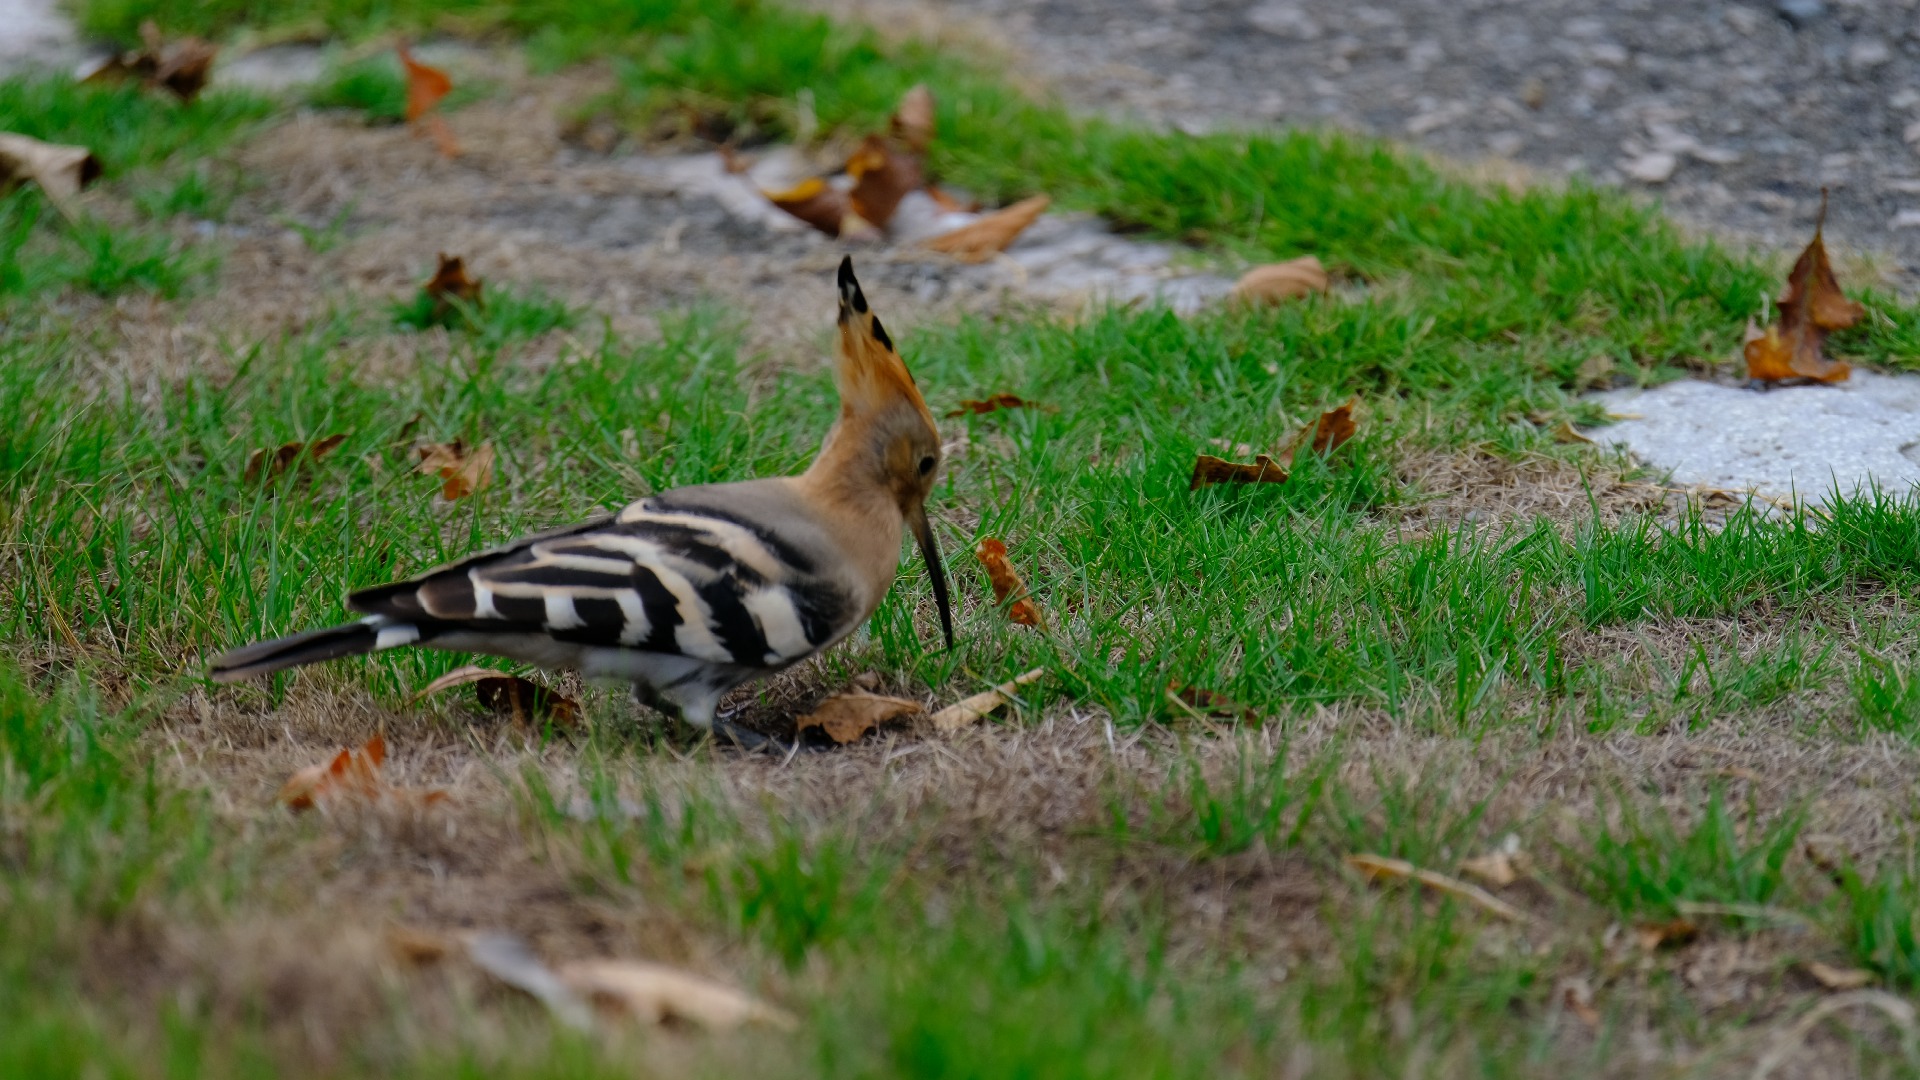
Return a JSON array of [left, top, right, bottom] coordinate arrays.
[[243, 433, 348, 484], [1231, 256, 1330, 306], [1344, 853, 1529, 922], [1550, 420, 1595, 446], [1804, 961, 1875, 992], [277, 735, 447, 813], [795, 691, 922, 744], [399, 42, 460, 157], [424, 252, 482, 318], [846, 133, 923, 229], [1743, 189, 1859, 384], [415, 439, 496, 500], [923, 195, 1050, 262], [0, 133, 102, 207], [412, 664, 579, 724], [974, 537, 1042, 628], [925, 184, 977, 214], [1458, 840, 1525, 888], [929, 668, 1046, 732], [765, 177, 877, 239], [1188, 453, 1288, 491], [890, 83, 936, 154], [85, 21, 217, 101], [559, 959, 798, 1031], [945, 393, 1048, 418], [1307, 397, 1358, 456], [1634, 917, 1700, 951]]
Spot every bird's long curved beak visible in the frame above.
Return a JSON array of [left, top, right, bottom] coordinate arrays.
[[908, 502, 953, 649]]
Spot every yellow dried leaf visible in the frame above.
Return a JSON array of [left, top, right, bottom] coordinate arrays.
[[276, 735, 448, 812], [795, 691, 922, 744], [1231, 256, 1329, 306], [415, 439, 495, 500], [923, 195, 1050, 262], [0, 133, 102, 205], [559, 959, 798, 1031], [929, 668, 1046, 732], [1344, 853, 1528, 922], [1804, 961, 1874, 991]]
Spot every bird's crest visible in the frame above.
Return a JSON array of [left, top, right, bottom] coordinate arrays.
[[833, 257, 933, 424]]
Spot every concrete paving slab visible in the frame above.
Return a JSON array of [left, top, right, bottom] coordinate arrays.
[[1585, 371, 1920, 506]]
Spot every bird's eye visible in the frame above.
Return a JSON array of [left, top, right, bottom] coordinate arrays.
[[918, 454, 937, 476]]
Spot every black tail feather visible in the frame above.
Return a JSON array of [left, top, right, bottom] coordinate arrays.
[[208, 621, 381, 683]]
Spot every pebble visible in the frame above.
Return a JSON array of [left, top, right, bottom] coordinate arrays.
[[1774, 0, 1826, 28], [1848, 39, 1893, 72], [1894, 210, 1920, 229], [1624, 151, 1679, 184]]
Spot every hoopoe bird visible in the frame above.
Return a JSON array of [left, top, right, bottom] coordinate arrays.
[[210, 257, 951, 748]]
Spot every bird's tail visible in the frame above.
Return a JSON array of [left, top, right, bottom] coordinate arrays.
[[208, 617, 420, 683]]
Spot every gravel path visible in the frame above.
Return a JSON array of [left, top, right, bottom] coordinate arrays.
[[921, 0, 1920, 291]]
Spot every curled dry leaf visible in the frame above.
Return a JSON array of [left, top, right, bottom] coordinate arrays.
[[424, 252, 482, 315], [929, 667, 1046, 732], [974, 537, 1042, 628], [1550, 420, 1595, 446], [1804, 961, 1875, 992], [890, 83, 936, 154], [1633, 917, 1700, 951], [1744, 190, 1859, 384], [1165, 685, 1254, 723], [243, 433, 348, 484], [1231, 256, 1329, 306], [1188, 453, 1288, 491], [1458, 850, 1521, 889], [277, 735, 448, 812], [765, 177, 877, 239], [795, 691, 922, 744], [1307, 397, 1358, 456], [846, 133, 924, 230], [1344, 853, 1529, 922], [945, 393, 1047, 418], [923, 195, 1050, 262], [415, 439, 496, 500], [411, 664, 580, 724], [561, 959, 799, 1032], [399, 42, 460, 157], [85, 21, 218, 101], [925, 184, 977, 214], [0, 133, 102, 205]]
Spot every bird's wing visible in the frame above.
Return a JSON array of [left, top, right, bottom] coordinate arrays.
[[347, 501, 853, 669]]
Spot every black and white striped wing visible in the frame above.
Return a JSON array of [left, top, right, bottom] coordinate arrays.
[[347, 505, 853, 671]]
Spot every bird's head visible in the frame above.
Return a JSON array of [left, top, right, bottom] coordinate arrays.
[[822, 256, 951, 648]]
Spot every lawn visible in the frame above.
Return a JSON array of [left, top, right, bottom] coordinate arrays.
[[4, 0, 1920, 1076]]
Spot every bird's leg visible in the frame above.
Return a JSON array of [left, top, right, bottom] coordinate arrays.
[[644, 683, 786, 754]]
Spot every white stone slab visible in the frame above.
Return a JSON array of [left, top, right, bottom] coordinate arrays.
[[1586, 371, 1920, 505]]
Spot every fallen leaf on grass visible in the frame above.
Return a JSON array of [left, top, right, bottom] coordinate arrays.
[[889, 83, 936, 154], [399, 42, 460, 157], [84, 20, 217, 101], [945, 393, 1048, 418], [1633, 917, 1699, 951], [1194, 399, 1359, 491], [1188, 453, 1288, 491], [1344, 853, 1529, 922], [411, 664, 580, 724], [974, 537, 1043, 628], [929, 667, 1046, 732], [923, 195, 1050, 262], [1804, 961, 1875, 991], [424, 252, 482, 316], [0, 133, 102, 205], [277, 734, 448, 812], [1459, 839, 1525, 888], [1165, 685, 1254, 723], [1230, 256, 1329, 306], [765, 177, 878, 239], [243, 433, 348, 484], [562, 959, 799, 1031], [795, 691, 922, 744], [415, 439, 495, 500], [1550, 420, 1595, 445], [1744, 189, 1860, 384], [847, 133, 924, 230]]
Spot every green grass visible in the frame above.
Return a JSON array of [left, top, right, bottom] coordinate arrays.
[[16, 0, 1920, 1074], [1571, 787, 1806, 924], [0, 75, 270, 301]]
